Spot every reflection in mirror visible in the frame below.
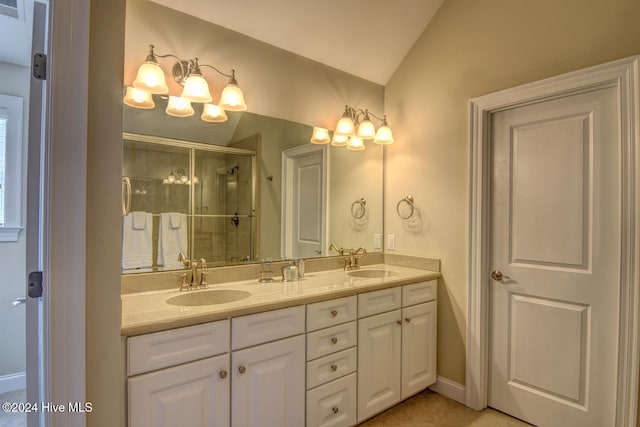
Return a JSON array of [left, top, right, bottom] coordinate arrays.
[[122, 105, 383, 274]]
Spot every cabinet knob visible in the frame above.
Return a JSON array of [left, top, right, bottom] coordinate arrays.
[[331, 337, 338, 345], [330, 364, 338, 372], [332, 406, 340, 414], [219, 370, 228, 379], [405, 317, 411, 323], [396, 320, 402, 325], [330, 309, 338, 317], [238, 365, 246, 374]]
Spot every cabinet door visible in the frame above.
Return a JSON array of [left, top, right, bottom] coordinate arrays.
[[128, 353, 230, 427], [232, 334, 305, 427], [401, 301, 437, 399], [357, 310, 401, 422]]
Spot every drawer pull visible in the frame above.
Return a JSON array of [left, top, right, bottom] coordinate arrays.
[[330, 364, 338, 372], [330, 309, 338, 317], [405, 317, 411, 323], [332, 406, 340, 414], [238, 365, 246, 374], [331, 337, 338, 345], [219, 370, 228, 379]]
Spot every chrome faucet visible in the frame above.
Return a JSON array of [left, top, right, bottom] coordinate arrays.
[[345, 247, 367, 270]]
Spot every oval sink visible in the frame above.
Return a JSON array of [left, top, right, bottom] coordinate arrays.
[[166, 289, 252, 307], [347, 269, 399, 279]]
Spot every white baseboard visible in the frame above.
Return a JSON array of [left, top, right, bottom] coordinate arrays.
[[429, 376, 466, 405], [0, 372, 26, 394]]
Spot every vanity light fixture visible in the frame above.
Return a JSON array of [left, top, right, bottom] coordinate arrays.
[[162, 168, 198, 185], [125, 45, 248, 122], [310, 105, 394, 149]]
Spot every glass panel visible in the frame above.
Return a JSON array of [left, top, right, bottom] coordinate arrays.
[[193, 216, 254, 266], [0, 113, 6, 226]]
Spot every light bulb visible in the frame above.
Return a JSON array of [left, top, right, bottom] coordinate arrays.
[[219, 84, 247, 111], [310, 127, 331, 144], [356, 120, 376, 140], [374, 125, 394, 145], [132, 62, 169, 94], [335, 116, 355, 137], [331, 134, 349, 147], [167, 171, 176, 183], [123, 87, 155, 109], [181, 73, 213, 103], [201, 104, 228, 123], [347, 136, 365, 151], [166, 96, 195, 117]]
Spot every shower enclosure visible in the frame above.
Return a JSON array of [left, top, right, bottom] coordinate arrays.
[[122, 133, 256, 271]]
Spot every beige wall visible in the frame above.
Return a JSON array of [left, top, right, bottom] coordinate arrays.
[[384, 0, 640, 386], [0, 61, 29, 378]]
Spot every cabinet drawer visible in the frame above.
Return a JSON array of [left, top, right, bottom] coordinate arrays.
[[307, 321, 357, 361], [358, 287, 401, 318], [128, 319, 230, 376], [232, 305, 305, 350], [402, 280, 437, 306], [307, 373, 357, 427], [307, 347, 357, 390], [307, 296, 357, 332]]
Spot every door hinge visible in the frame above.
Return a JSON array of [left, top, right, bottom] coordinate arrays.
[[32, 53, 46, 80], [28, 271, 43, 298]]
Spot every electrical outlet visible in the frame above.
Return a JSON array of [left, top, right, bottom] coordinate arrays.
[[374, 234, 382, 249], [387, 234, 396, 250]]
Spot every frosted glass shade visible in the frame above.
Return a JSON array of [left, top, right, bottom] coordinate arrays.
[[219, 84, 247, 111], [374, 125, 394, 145], [181, 74, 213, 103], [310, 127, 331, 144], [356, 120, 376, 139], [346, 136, 365, 151], [166, 96, 195, 117], [335, 116, 355, 137], [331, 134, 349, 147], [123, 87, 155, 109], [133, 61, 169, 94], [201, 104, 228, 123]]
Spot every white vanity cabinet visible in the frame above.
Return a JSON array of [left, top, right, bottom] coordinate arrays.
[[127, 320, 231, 427], [357, 280, 437, 423], [231, 306, 306, 427], [306, 296, 358, 427]]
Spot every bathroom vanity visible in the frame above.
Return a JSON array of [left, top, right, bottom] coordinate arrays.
[[122, 257, 439, 426]]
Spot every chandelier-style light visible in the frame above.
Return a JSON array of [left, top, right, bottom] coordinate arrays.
[[310, 105, 394, 149], [124, 45, 248, 122]]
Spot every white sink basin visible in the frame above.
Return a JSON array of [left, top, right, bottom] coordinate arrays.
[[347, 269, 399, 279], [166, 289, 252, 307]]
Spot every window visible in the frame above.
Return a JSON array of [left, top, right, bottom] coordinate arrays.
[[0, 94, 23, 241]]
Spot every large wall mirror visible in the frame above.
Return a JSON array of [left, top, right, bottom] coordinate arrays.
[[121, 0, 384, 274]]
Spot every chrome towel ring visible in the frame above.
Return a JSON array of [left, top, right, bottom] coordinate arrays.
[[351, 198, 367, 219], [396, 195, 414, 219]]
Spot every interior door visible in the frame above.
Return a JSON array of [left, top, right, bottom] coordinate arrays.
[[292, 151, 324, 258], [488, 86, 620, 426]]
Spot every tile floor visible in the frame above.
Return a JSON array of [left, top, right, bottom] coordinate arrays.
[[0, 388, 531, 427], [359, 389, 533, 427]]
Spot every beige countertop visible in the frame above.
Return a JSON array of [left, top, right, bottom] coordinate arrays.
[[121, 263, 440, 337]]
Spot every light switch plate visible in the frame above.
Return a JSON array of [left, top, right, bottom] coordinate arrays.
[[374, 234, 382, 249], [387, 234, 396, 250]]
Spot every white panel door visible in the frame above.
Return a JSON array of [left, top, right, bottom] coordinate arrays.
[[231, 334, 305, 427], [128, 353, 230, 427], [292, 151, 324, 258], [357, 310, 401, 422], [401, 301, 437, 399], [489, 86, 620, 427]]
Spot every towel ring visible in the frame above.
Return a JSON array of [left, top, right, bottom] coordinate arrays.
[[351, 198, 367, 219], [396, 195, 414, 219]]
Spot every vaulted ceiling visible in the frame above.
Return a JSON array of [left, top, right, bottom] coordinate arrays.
[[151, 0, 444, 85]]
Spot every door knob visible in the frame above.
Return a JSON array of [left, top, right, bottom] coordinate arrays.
[[491, 270, 510, 282]]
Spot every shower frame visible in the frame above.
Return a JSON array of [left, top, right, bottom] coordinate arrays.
[[123, 132, 257, 267]]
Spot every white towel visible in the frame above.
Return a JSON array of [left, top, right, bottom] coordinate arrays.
[[157, 212, 188, 269], [122, 212, 153, 270], [132, 211, 147, 230]]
